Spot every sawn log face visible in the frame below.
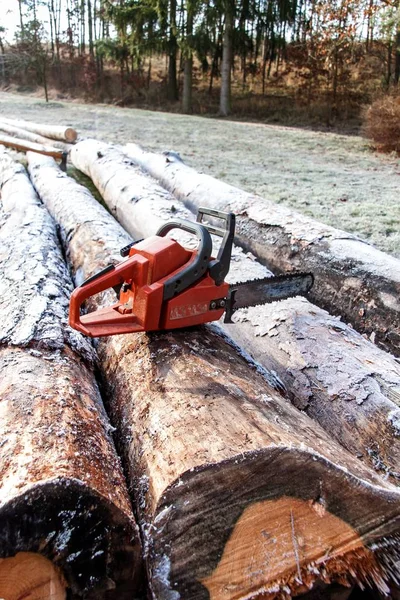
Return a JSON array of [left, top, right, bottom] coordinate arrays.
[[29, 152, 400, 600]]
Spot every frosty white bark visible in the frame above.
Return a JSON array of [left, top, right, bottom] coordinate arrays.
[[124, 144, 400, 358], [70, 140, 400, 484], [0, 116, 77, 142], [30, 151, 400, 600], [0, 150, 141, 599], [0, 121, 71, 152]]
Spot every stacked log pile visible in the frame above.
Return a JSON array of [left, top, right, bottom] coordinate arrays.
[[0, 149, 142, 599], [69, 140, 400, 484], [26, 150, 400, 600], [124, 144, 400, 358], [0, 117, 77, 168]]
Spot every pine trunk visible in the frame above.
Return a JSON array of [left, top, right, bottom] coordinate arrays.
[[182, 9, 193, 113], [123, 145, 400, 358], [0, 150, 142, 598], [219, 3, 234, 116], [29, 145, 400, 598]]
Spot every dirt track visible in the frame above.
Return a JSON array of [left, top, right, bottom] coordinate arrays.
[[0, 91, 399, 257]]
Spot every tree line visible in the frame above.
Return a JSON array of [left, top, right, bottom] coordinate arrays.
[[1, 0, 400, 117]]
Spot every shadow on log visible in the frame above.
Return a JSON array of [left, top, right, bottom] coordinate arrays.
[[29, 152, 400, 600], [0, 149, 142, 599], [123, 143, 400, 358]]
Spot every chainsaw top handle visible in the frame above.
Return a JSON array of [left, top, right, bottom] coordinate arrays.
[[156, 208, 235, 299]]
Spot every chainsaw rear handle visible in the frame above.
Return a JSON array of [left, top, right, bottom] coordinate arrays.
[[156, 219, 213, 300], [69, 257, 140, 336]]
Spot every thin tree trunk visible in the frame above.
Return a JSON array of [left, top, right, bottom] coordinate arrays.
[[182, 8, 194, 113], [168, 0, 179, 100], [219, 1, 234, 116], [395, 27, 400, 84], [88, 0, 94, 57], [31, 148, 400, 600], [123, 144, 400, 359]]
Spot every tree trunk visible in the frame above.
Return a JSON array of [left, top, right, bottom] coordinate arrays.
[[0, 122, 70, 151], [123, 145, 400, 358], [395, 27, 400, 84], [71, 140, 400, 483], [182, 8, 194, 113], [168, 0, 179, 101], [0, 150, 142, 598], [219, 1, 234, 116], [88, 0, 94, 58], [0, 117, 77, 142], [30, 149, 400, 600]]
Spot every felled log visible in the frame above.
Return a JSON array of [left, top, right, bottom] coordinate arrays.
[[0, 133, 67, 169], [124, 144, 400, 358], [0, 120, 71, 151], [69, 140, 400, 483], [0, 150, 141, 599], [29, 152, 400, 600], [0, 116, 77, 142]]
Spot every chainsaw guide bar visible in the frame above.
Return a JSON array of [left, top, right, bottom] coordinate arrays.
[[224, 273, 314, 323]]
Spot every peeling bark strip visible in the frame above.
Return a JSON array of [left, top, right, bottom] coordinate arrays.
[[69, 140, 400, 483], [0, 117, 77, 143], [29, 153, 400, 600], [0, 151, 142, 598], [124, 144, 400, 358]]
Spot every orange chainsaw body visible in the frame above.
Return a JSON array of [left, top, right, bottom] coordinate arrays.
[[69, 233, 229, 338]]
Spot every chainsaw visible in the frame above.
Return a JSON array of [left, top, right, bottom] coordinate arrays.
[[69, 208, 314, 337]]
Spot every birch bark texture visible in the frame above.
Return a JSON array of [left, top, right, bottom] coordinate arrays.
[[30, 151, 400, 600], [123, 144, 400, 358], [0, 149, 141, 599], [71, 140, 400, 484]]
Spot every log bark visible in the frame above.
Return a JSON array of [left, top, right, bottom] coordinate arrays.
[[0, 133, 67, 164], [70, 140, 400, 484], [0, 117, 77, 142], [29, 151, 400, 600], [0, 120, 71, 152], [0, 150, 142, 599], [123, 144, 400, 358]]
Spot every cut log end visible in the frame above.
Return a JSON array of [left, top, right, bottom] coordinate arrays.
[[201, 497, 387, 600], [0, 552, 67, 600]]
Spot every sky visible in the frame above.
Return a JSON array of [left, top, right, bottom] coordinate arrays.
[[1, 2, 52, 41]]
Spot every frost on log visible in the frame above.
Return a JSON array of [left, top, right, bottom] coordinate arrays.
[[29, 152, 400, 600], [0, 150, 141, 599], [70, 140, 400, 483], [0, 116, 77, 143], [124, 143, 400, 358]]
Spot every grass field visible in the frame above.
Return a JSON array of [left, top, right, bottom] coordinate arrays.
[[0, 91, 399, 258]]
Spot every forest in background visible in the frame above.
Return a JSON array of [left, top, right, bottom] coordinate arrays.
[[0, 0, 400, 127]]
